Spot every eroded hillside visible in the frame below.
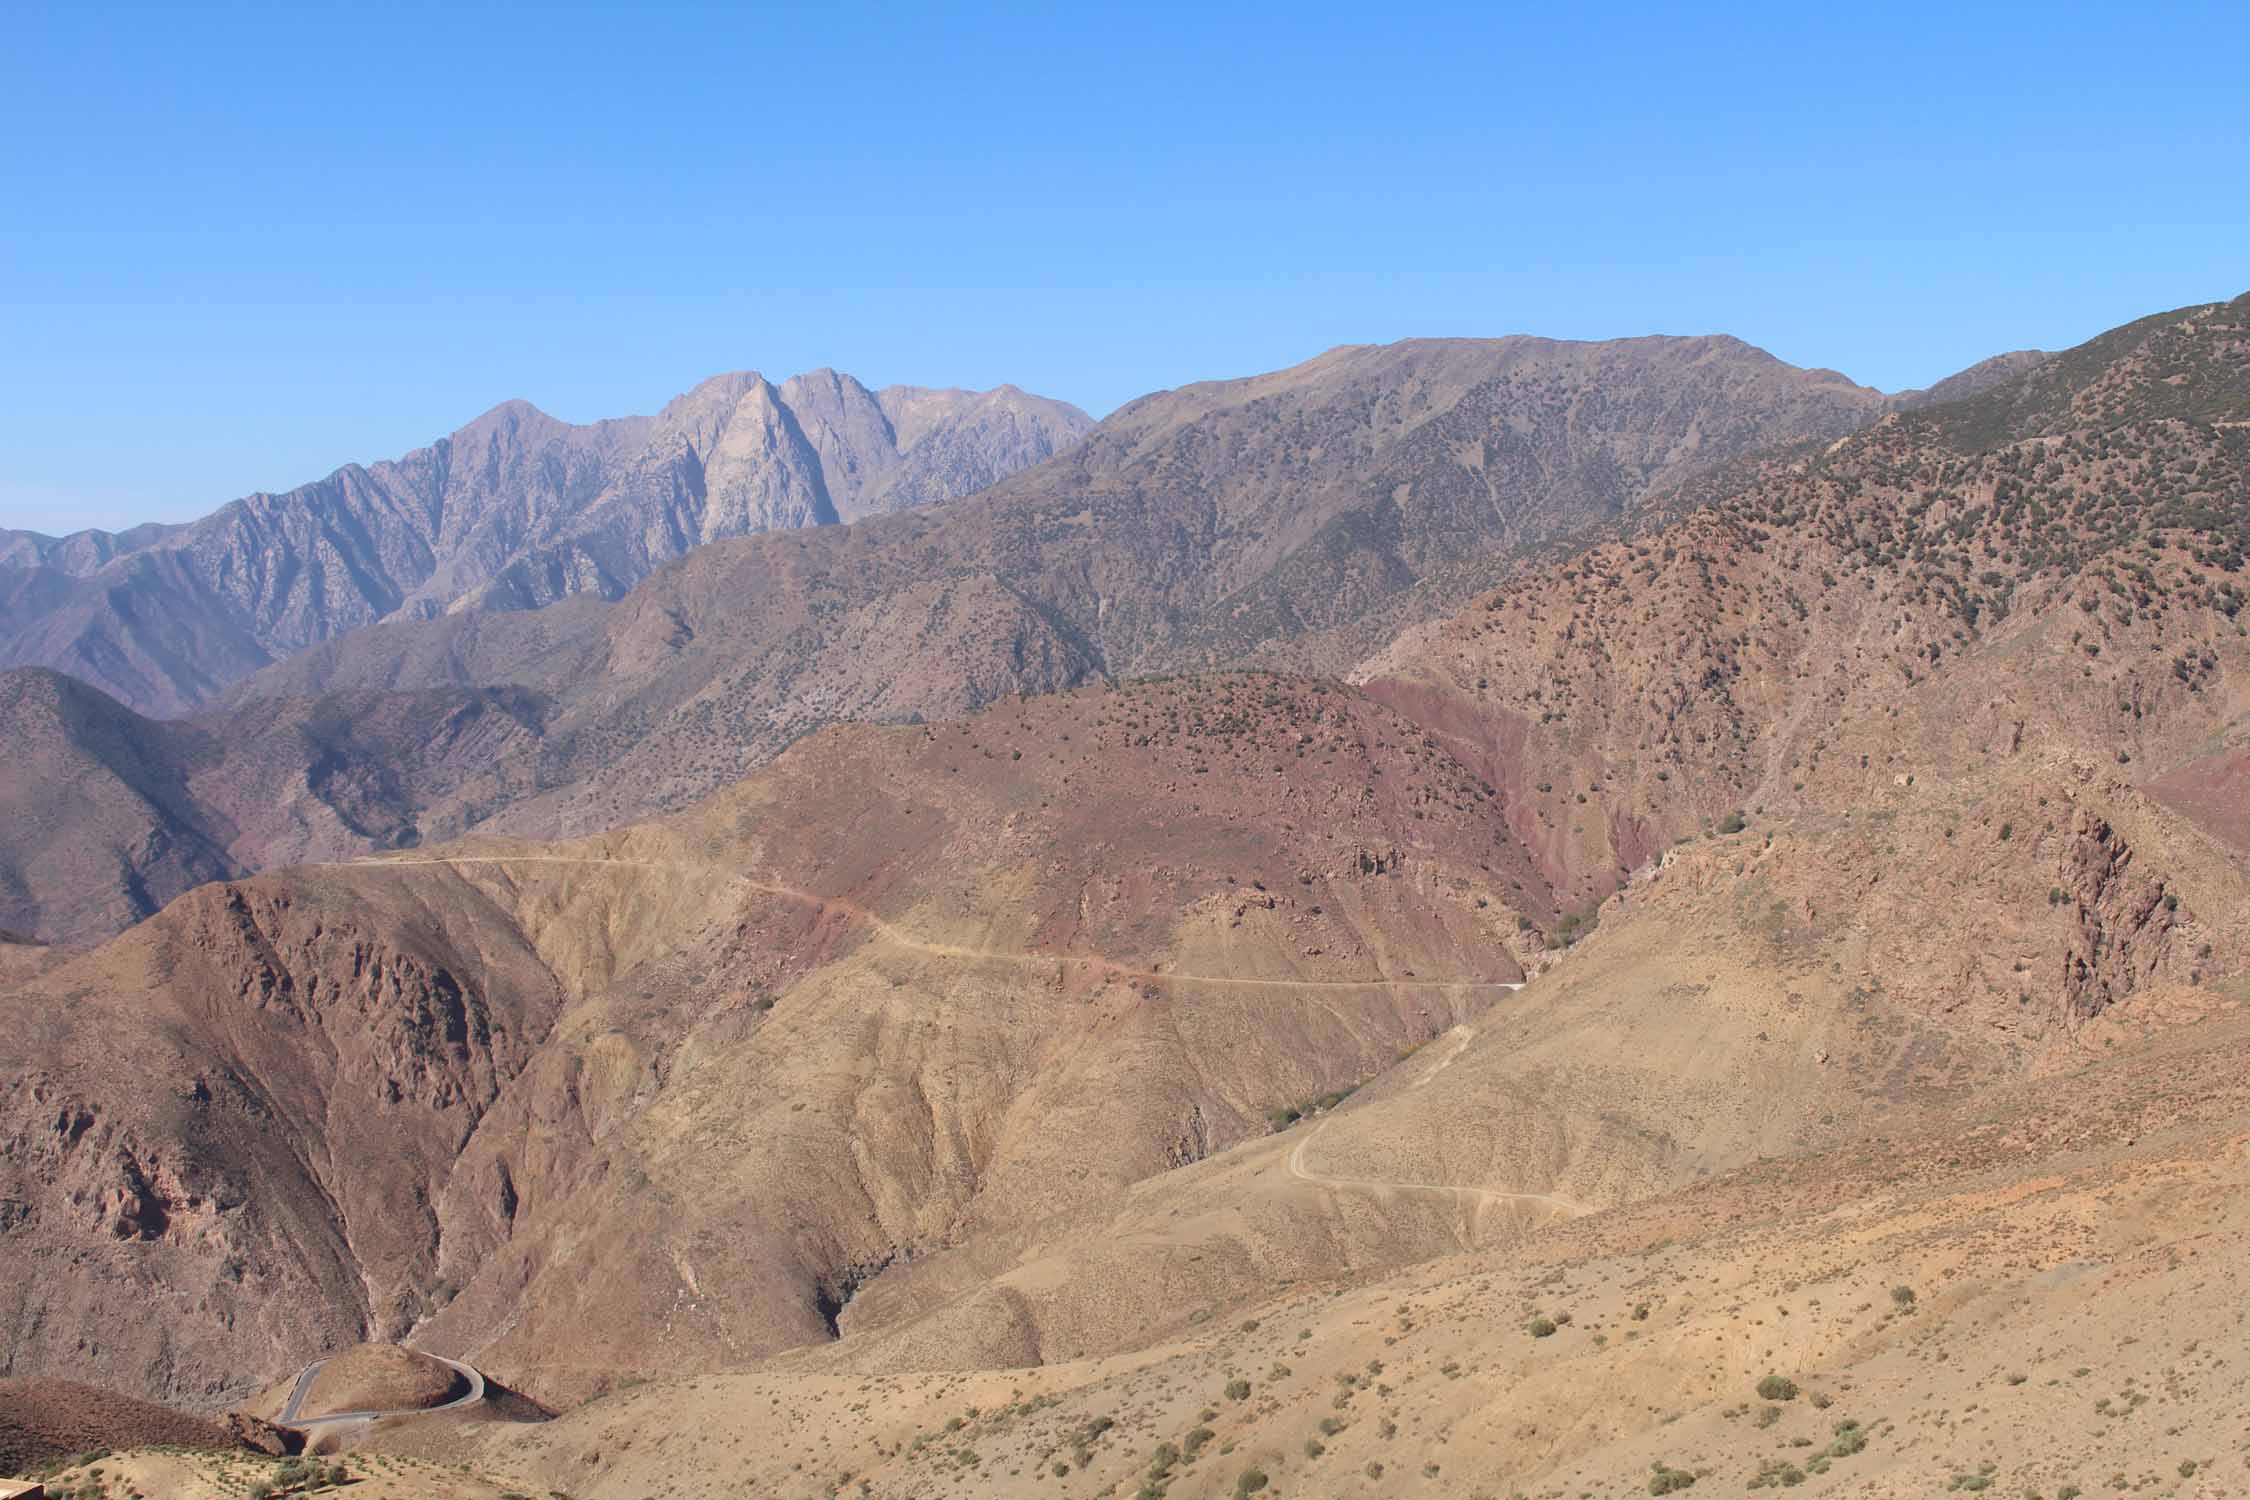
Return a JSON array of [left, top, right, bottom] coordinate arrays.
[[1, 675, 1562, 1407], [3, 295, 2247, 1500]]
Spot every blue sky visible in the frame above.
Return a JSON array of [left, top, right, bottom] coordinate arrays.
[[4, 1, 2246, 534]]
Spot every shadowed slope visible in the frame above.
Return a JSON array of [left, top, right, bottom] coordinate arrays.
[[0, 666, 550, 945]]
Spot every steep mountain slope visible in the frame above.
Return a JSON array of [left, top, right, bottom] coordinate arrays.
[[358, 295, 2246, 1500], [219, 335, 1895, 845], [5, 333, 1900, 950], [0, 375, 1091, 714], [0, 667, 244, 944], [975, 334, 1887, 664], [4, 296, 2244, 1490], [0, 674, 1553, 1407], [1359, 294, 2250, 941], [0, 666, 549, 945]]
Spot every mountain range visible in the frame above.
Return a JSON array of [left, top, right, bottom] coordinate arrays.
[[2, 333, 1993, 944], [4, 293, 2248, 1500], [0, 373, 1093, 714]]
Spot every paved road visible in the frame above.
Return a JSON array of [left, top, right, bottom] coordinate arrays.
[[278, 1354, 486, 1430]]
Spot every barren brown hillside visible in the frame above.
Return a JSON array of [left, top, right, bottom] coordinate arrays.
[[0, 667, 549, 945], [1, 674, 1571, 1407], [214, 335, 1895, 847], [1358, 293, 2250, 1013], [296, 1345, 466, 1421], [0, 1377, 236, 1473], [2, 296, 2246, 1500], [357, 984, 2250, 1500], [2, 334, 1943, 950]]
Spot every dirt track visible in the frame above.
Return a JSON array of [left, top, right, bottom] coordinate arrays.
[[339, 854, 1528, 993], [1283, 1118, 1591, 1217]]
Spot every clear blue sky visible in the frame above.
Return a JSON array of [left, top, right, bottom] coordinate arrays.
[[4, 1, 2246, 534]]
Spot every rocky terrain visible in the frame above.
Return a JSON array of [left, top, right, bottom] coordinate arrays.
[[0, 667, 556, 945], [3, 334, 1928, 948], [0, 673, 1562, 1409], [0, 373, 1091, 715], [1, 294, 2245, 1500]]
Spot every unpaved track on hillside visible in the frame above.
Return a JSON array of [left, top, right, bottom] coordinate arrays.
[[336, 854, 1527, 993], [1284, 1119, 1592, 1218], [1284, 1024, 1591, 1218]]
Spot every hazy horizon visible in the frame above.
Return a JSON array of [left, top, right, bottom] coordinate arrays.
[[6, 0, 2247, 534]]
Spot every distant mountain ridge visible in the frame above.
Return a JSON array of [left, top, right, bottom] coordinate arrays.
[[0, 330, 2056, 946], [202, 332, 1907, 837], [4, 296, 2244, 1415], [0, 372, 1093, 714]]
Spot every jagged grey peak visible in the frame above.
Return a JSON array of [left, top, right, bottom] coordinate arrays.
[[0, 374, 1094, 713]]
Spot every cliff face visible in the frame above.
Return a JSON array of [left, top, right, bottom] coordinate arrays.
[[0, 873, 569, 1405], [0, 376, 1092, 715], [2057, 809, 2182, 1021]]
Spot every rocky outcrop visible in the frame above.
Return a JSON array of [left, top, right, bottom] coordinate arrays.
[[0, 866, 571, 1406], [224, 1411, 304, 1455], [2057, 809, 2181, 1022]]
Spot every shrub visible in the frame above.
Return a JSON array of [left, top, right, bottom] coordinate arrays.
[[1890, 1285, 1917, 1307], [1224, 1379, 1251, 1401], [1757, 1375, 1799, 1401], [1649, 1463, 1699, 1495], [1235, 1469, 1269, 1496], [1747, 1460, 1805, 1489], [1718, 811, 1746, 835], [1527, 1317, 1558, 1338]]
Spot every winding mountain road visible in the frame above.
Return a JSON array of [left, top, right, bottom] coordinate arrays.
[[278, 1354, 486, 1431]]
